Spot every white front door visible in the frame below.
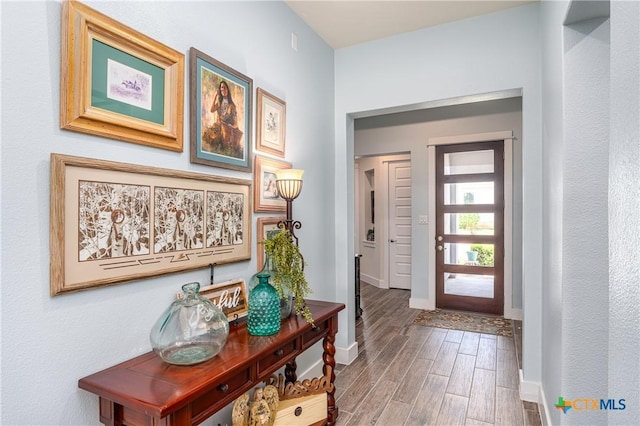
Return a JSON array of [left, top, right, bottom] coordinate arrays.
[[388, 161, 411, 290]]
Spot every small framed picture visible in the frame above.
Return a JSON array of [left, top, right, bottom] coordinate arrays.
[[60, 0, 184, 151], [254, 156, 291, 212], [256, 217, 284, 271], [190, 47, 253, 172], [256, 88, 286, 158]]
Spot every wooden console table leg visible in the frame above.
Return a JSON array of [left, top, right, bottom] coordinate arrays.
[[285, 358, 297, 384], [323, 328, 338, 425], [98, 397, 118, 425]]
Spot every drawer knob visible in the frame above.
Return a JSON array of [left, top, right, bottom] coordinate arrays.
[[218, 384, 229, 393], [295, 406, 303, 416], [274, 349, 284, 357]]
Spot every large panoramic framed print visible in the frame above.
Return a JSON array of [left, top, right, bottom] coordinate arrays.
[[50, 153, 251, 295]]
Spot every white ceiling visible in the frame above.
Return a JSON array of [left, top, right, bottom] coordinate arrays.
[[285, 0, 537, 49]]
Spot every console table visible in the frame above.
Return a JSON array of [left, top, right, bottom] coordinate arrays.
[[79, 300, 345, 426]]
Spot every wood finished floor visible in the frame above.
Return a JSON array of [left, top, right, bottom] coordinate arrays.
[[333, 283, 542, 426]]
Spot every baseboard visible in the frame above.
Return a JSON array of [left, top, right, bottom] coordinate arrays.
[[409, 297, 433, 310], [504, 307, 523, 321], [539, 383, 552, 426], [519, 369, 551, 425], [335, 341, 358, 365], [361, 274, 382, 288], [519, 369, 540, 402]]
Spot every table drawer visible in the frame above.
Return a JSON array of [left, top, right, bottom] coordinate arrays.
[[191, 367, 252, 421], [301, 321, 328, 349], [258, 339, 298, 376]]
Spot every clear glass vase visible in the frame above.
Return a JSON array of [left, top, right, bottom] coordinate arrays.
[[150, 282, 229, 365], [248, 273, 281, 336], [249, 253, 293, 320]]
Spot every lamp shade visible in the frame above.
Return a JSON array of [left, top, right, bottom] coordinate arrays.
[[275, 169, 304, 181], [275, 169, 303, 200]]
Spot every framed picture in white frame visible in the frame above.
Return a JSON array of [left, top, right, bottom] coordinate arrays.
[[256, 88, 286, 158]]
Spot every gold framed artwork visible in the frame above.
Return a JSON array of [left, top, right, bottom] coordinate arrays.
[[253, 156, 291, 213], [256, 217, 285, 271], [50, 153, 252, 296], [60, 0, 185, 151], [256, 88, 286, 158]]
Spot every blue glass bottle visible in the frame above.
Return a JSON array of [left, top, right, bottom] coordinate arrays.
[[248, 273, 281, 336], [248, 253, 293, 320]]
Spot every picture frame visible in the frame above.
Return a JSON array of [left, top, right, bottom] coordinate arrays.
[[60, 0, 184, 151], [256, 217, 285, 271], [50, 153, 252, 296], [254, 156, 291, 212], [256, 88, 286, 158], [178, 279, 249, 321], [190, 47, 253, 172]]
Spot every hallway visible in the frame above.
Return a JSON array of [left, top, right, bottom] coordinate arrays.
[[334, 283, 541, 425]]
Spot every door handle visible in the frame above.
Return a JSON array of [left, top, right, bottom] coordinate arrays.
[[436, 245, 443, 251], [390, 239, 396, 243]]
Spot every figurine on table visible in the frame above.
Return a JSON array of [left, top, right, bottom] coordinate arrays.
[[232, 385, 279, 426]]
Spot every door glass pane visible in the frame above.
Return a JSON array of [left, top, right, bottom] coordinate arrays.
[[444, 182, 494, 205], [444, 150, 494, 175], [444, 273, 494, 298], [444, 213, 494, 235], [443, 243, 495, 267]]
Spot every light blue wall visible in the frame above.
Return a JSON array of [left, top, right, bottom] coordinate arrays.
[[0, 1, 334, 424], [563, 13, 611, 426], [608, 1, 640, 425], [541, 1, 640, 424], [334, 3, 542, 377], [540, 0, 569, 423]]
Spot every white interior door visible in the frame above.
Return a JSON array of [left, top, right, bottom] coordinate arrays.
[[388, 161, 411, 290]]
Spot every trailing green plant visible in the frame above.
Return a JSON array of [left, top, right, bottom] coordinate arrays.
[[262, 230, 314, 326], [470, 244, 494, 266]]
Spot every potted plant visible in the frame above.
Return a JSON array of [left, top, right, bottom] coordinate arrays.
[[261, 229, 314, 326]]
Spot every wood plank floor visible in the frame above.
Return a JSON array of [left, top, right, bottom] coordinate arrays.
[[334, 283, 542, 426]]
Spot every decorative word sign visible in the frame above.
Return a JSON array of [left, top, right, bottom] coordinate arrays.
[[177, 279, 248, 321]]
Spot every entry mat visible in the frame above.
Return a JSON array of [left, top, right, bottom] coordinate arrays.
[[412, 309, 513, 337]]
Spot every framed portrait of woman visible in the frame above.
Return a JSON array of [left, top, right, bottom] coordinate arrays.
[[254, 156, 291, 212], [190, 47, 253, 172]]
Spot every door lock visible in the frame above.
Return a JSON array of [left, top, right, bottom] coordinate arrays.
[[436, 245, 443, 251]]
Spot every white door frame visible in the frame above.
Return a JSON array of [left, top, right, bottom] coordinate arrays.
[[427, 130, 517, 319]]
